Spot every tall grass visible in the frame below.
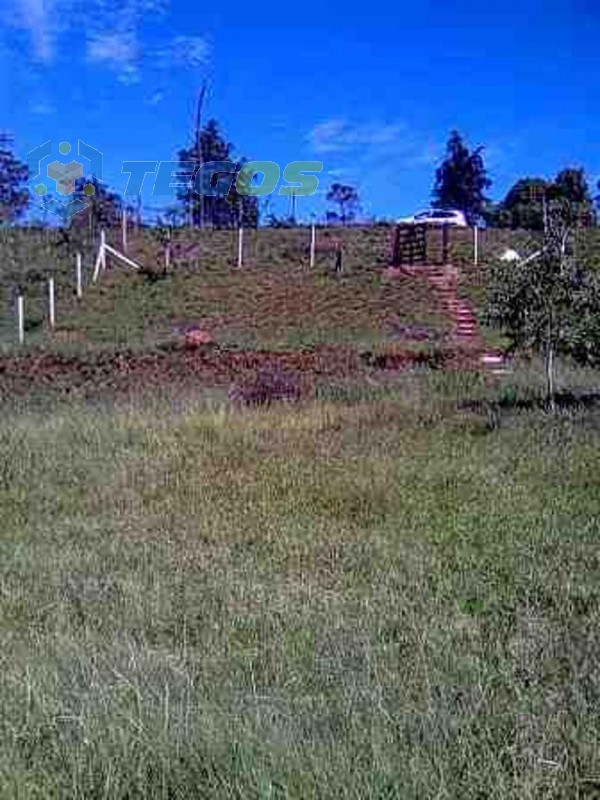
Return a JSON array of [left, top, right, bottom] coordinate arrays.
[[1, 380, 599, 798]]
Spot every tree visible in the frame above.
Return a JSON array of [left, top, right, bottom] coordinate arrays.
[[326, 183, 359, 226], [485, 192, 600, 409], [490, 169, 596, 231], [554, 168, 596, 227], [228, 157, 259, 228], [432, 131, 491, 225], [70, 176, 125, 243], [177, 118, 259, 229], [494, 177, 550, 231], [0, 141, 29, 225]]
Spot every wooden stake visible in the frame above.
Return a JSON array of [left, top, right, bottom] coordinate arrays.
[[442, 224, 450, 265], [17, 294, 24, 344], [48, 277, 55, 328]]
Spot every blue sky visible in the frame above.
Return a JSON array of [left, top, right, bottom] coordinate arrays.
[[1, 0, 599, 222]]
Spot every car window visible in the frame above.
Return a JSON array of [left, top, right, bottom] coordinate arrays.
[[415, 211, 430, 219]]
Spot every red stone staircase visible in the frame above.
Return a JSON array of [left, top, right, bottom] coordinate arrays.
[[384, 264, 511, 375]]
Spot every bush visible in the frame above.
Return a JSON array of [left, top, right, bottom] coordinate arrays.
[[228, 367, 305, 407]]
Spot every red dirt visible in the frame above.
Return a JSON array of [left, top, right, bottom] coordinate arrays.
[[0, 343, 465, 397]]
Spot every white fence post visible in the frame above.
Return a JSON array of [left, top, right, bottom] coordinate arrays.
[[100, 230, 106, 272], [76, 252, 83, 299], [237, 226, 244, 269], [17, 294, 24, 344], [122, 207, 127, 253], [48, 277, 55, 328], [93, 231, 106, 283], [310, 223, 316, 268]]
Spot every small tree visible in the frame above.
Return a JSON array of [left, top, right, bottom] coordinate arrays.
[[485, 192, 600, 409], [70, 176, 124, 242], [432, 131, 491, 225], [326, 183, 359, 226]]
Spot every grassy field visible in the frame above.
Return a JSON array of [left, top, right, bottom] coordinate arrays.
[[1, 373, 599, 798], [0, 224, 571, 354], [1, 227, 599, 797]]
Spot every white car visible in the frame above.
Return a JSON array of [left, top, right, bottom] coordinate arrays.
[[397, 209, 467, 227]]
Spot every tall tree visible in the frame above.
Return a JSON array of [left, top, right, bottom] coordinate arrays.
[[0, 138, 29, 225], [485, 192, 600, 408], [177, 119, 259, 229], [432, 131, 491, 225], [194, 81, 208, 229], [326, 183, 359, 226]]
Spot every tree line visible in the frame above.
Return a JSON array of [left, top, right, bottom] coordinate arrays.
[[0, 122, 599, 230], [431, 130, 597, 229], [0, 119, 259, 231]]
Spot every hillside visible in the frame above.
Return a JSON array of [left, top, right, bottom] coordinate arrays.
[[0, 225, 599, 398]]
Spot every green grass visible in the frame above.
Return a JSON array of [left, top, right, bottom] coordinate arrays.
[[1, 226, 600, 797], [2, 224, 596, 355], [1, 369, 599, 798], [0, 226, 488, 353]]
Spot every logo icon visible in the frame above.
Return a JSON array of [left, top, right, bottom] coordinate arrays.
[[28, 139, 103, 220]]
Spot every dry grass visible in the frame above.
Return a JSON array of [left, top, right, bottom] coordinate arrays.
[[0, 371, 599, 798]]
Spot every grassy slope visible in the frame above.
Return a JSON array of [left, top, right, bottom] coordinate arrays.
[[0, 380, 599, 798], [3, 225, 598, 354], [1, 227, 600, 797], [0, 225, 508, 353]]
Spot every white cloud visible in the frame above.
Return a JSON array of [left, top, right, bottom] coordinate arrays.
[[9, 0, 58, 62], [4, 0, 210, 91], [85, 13, 209, 83], [86, 29, 140, 82], [308, 118, 445, 179], [166, 35, 210, 67], [308, 118, 407, 154]]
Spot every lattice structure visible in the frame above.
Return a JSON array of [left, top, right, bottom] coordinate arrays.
[[391, 223, 453, 267], [391, 224, 427, 266]]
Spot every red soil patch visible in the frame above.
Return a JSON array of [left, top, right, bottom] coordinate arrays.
[[0, 343, 464, 398], [0, 345, 359, 397]]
